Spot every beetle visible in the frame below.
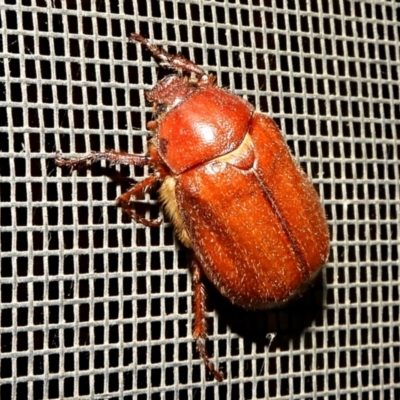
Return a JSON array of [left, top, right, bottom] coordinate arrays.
[[55, 33, 330, 381]]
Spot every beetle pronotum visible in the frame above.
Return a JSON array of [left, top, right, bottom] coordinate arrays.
[[56, 34, 329, 381]]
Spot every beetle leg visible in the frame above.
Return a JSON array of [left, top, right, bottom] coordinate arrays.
[[116, 174, 161, 227], [55, 150, 164, 227], [130, 33, 208, 80], [55, 150, 152, 169], [191, 257, 224, 381]]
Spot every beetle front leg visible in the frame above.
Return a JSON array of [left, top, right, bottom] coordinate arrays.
[[116, 174, 161, 227], [55, 150, 152, 168], [192, 257, 224, 382], [130, 33, 209, 81]]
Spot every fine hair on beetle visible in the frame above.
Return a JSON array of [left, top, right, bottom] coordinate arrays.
[[55, 33, 330, 381]]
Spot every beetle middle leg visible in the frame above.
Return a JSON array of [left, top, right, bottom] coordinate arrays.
[[192, 257, 224, 381], [115, 174, 161, 227]]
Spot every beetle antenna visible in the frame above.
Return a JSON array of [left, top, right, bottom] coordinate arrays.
[[130, 33, 207, 80]]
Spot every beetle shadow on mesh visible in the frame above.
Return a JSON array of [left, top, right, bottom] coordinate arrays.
[[206, 270, 325, 360]]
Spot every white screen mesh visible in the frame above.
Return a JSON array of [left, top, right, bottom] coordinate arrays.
[[1, 0, 399, 399]]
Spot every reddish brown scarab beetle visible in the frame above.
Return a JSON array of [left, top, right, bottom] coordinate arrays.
[[55, 34, 330, 381]]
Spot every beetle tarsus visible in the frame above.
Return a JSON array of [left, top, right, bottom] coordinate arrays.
[[196, 338, 224, 382], [192, 257, 224, 381], [130, 33, 207, 79]]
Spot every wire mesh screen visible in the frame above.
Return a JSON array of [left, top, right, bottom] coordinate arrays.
[[0, 0, 399, 399]]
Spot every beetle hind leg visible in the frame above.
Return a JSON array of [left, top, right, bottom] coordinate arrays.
[[192, 257, 224, 382]]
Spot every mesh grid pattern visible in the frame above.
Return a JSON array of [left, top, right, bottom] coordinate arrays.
[[1, 0, 399, 399]]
